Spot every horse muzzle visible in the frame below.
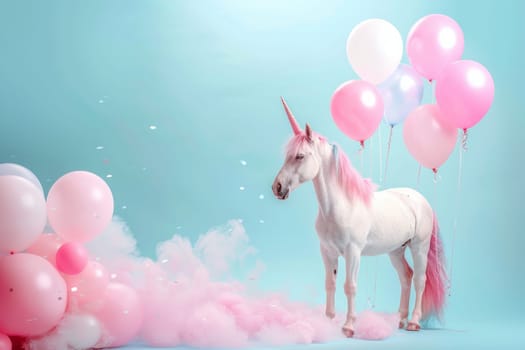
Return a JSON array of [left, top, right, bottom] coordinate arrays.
[[272, 181, 290, 200]]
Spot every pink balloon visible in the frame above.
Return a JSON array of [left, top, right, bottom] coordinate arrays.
[[25, 233, 63, 267], [0, 254, 67, 336], [330, 80, 384, 143], [0, 333, 11, 350], [407, 14, 464, 81], [56, 242, 89, 275], [435, 60, 495, 130], [91, 283, 143, 348], [47, 171, 114, 243], [0, 176, 47, 254], [65, 260, 110, 309], [403, 104, 458, 170]]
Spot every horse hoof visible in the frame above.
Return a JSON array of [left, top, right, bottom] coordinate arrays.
[[406, 322, 420, 331], [398, 321, 405, 329], [325, 311, 336, 319], [342, 327, 354, 338]]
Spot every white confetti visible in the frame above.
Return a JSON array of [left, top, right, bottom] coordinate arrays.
[[106, 174, 113, 178], [121, 205, 127, 209], [239, 186, 245, 191], [259, 194, 264, 200], [259, 219, 265, 224], [98, 99, 104, 104], [96, 146, 104, 150], [240, 160, 247, 166], [149, 125, 157, 130]]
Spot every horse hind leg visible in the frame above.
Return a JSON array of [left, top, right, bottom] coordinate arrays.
[[407, 239, 430, 331], [389, 247, 413, 329]]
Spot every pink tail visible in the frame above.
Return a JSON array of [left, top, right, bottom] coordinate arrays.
[[422, 212, 447, 321]]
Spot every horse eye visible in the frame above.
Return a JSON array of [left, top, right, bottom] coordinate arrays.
[[295, 154, 305, 160]]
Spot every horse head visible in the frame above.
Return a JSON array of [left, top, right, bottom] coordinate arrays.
[[272, 98, 324, 200]]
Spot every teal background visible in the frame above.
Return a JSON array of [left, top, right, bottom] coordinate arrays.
[[1, 0, 524, 348]]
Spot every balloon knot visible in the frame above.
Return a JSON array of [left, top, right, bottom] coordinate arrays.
[[432, 168, 437, 174], [9, 251, 14, 255], [461, 129, 469, 151], [360, 140, 365, 148]]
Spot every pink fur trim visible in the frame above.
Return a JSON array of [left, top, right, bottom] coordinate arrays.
[[422, 212, 447, 321]]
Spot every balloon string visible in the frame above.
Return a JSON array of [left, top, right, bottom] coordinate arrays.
[[448, 132, 466, 296], [430, 80, 435, 104], [416, 164, 422, 188], [378, 124, 383, 183], [432, 168, 442, 184], [368, 132, 373, 179], [461, 129, 468, 151], [372, 255, 378, 309], [383, 125, 393, 183], [358, 142, 364, 173]]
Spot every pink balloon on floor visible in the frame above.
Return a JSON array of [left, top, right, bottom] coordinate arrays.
[[65, 260, 110, 309], [330, 80, 384, 144], [47, 171, 114, 243], [0, 333, 11, 350], [407, 14, 464, 81], [435, 60, 495, 130], [0, 176, 47, 254], [56, 242, 89, 275], [92, 283, 143, 348], [0, 254, 67, 336], [25, 233, 63, 267], [403, 104, 458, 171]]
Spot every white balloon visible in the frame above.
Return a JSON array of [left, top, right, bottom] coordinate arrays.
[[346, 19, 403, 84], [59, 314, 102, 350], [0, 163, 44, 194]]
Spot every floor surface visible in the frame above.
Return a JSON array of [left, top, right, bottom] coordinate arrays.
[[121, 323, 525, 350]]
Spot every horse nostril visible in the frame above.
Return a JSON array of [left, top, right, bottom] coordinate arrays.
[[276, 182, 282, 193]]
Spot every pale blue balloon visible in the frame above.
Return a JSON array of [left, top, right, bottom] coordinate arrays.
[[0, 163, 44, 193], [378, 64, 424, 126]]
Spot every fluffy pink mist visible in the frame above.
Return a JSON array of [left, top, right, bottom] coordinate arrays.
[[354, 310, 400, 340], [28, 218, 398, 349]]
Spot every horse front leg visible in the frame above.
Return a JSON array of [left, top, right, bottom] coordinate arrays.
[[320, 245, 338, 319], [342, 243, 362, 337]]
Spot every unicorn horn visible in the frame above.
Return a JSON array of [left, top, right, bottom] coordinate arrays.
[[281, 96, 302, 135]]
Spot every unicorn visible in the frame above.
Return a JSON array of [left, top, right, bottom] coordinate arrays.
[[272, 98, 447, 337]]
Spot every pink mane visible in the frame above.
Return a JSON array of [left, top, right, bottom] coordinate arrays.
[[285, 134, 375, 205], [335, 147, 376, 205], [285, 134, 317, 158]]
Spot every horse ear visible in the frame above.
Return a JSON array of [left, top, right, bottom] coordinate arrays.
[[305, 123, 313, 142]]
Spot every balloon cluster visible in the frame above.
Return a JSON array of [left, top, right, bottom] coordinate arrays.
[[0, 164, 402, 350], [331, 15, 494, 172], [0, 164, 127, 349]]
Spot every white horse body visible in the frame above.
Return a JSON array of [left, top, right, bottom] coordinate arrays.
[[316, 188, 432, 257], [273, 98, 446, 337]]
